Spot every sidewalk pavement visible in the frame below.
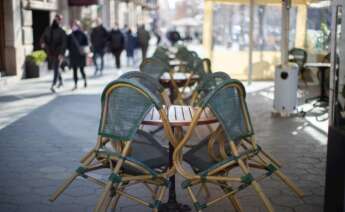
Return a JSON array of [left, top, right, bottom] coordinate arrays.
[[0, 54, 327, 211]]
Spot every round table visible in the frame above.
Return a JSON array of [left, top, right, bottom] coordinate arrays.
[[160, 72, 199, 87], [142, 105, 217, 212], [304, 62, 331, 105], [160, 72, 199, 103]]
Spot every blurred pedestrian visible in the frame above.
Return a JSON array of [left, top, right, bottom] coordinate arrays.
[[67, 20, 88, 90], [125, 29, 136, 67], [167, 28, 181, 46], [41, 14, 67, 93], [122, 24, 129, 34], [153, 29, 161, 45], [137, 25, 150, 60], [90, 18, 109, 75], [109, 23, 125, 69]]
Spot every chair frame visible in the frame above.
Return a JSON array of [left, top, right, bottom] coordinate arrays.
[[49, 80, 179, 212], [173, 80, 304, 212]]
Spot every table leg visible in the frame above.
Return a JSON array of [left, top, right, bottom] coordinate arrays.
[[305, 67, 329, 106], [169, 83, 176, 103], [320, 67, 328, 102], [159, 128, 191, 212]]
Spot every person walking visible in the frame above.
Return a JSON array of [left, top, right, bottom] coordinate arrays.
[[137, 25, 150, 60], [67, 20, 88, 90], [153, 29, 161, 46], [167, 28, 181, 46], [90, 18, 109, 75], [109, 23, 125, 69], [125, 29, 136, 67], [41, 14, 67, 93]]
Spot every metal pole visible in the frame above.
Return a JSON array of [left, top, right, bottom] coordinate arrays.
[[281, 0, 291, 67], [248, 0, 255, 85], [203, 0, 214, 60]]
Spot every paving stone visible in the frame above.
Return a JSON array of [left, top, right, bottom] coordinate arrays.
[[0, 68, 326, 211]]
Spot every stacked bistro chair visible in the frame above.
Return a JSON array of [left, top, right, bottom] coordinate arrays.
[[50, 79, 179, 211], [119, 71, 171, 106], [175, 45, 190, 61], [153, 49, 171, 65], [140, 57, 170, 81], [189, 71, 231, 106], [288, 48, 309, 86], [173, 79, 304, 212], [171, 54, 212, 105]]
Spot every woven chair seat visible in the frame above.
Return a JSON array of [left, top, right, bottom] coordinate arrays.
[[184, 135, 232, 173], [125, 130, 169, 174], [97, 130, 169, 175]]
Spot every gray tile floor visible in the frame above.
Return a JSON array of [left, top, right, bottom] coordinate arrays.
[[0, 63, 327, 211]]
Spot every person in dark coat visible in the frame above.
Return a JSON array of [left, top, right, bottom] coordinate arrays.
[[167, 28, 181, 46], [90, 18, 109, 75], [137, 25, 150, 59], [125, 29, 136, 67], [41, 14, 67, 93], [67, 20, 88, 90], [109, 23, 125, 69]]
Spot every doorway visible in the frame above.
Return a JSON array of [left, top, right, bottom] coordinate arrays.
[[32, 10, 50, 51]]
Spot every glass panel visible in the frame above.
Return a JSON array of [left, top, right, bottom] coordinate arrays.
[[336, 6, 345, 115], [212, 4, 297, 51], [332, 5, 345, 128]]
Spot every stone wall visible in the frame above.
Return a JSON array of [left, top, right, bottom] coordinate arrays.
[[3, 0, 58, 77]]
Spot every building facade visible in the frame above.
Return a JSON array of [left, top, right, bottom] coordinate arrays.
[[1, 0, 58, 78], [0, 0, 157, 79]]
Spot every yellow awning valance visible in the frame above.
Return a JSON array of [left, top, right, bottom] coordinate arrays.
[[205, 0, 317, 6]]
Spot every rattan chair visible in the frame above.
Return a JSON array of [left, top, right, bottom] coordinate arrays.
[[189, 71, 231, 106], [173, 79, 304, 212], [119, 71, 171, 106], [152, 48, 171, 65], [50, 79, 178, 212], [139, 57, 170, 80], [288, 48, 309, 85]]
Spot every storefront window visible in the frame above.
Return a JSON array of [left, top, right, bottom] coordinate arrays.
[[212, 4, 297, 51]]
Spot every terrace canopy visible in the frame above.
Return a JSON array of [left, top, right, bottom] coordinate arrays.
[[202, 0, 327, 84]]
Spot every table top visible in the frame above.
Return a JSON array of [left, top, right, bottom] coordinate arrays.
[[304, 62, 331, 68], [142, 105, 218, 127], [169, 60, 187, 67], [159, 73, 199, 87], [160, 72, 199, 82]]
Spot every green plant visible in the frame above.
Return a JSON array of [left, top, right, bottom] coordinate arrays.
[[30, 50, 47, 65], [315, 22, 331, 51]]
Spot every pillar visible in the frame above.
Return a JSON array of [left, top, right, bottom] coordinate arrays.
[[248, 0, 255, 85], [3, 0, 24, 76], [114, 0, 119, 24], [281, 0, 291, 66], [294, 5, 307, 48], [102, 0, 111, 29], [203, 0, 213, 59], [57, 0, 70, 27]]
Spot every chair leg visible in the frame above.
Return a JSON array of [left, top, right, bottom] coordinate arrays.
[[152, 186, 167, 212], [95, 182, 118, 212], [49, 153, 96, 202], [109, 191, 121, 211], [220, 185, 243, 212], [229, 142, 274, 212], [101, 185, 116, 212], [255, 153, 304, 198], [202, 183, 211, 200], [49, 172, 80, 202], [80, 148, 95, 163], [274, 170, 304, 198], [187, 186, 203, 212], [94, 141, 132, 212]]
